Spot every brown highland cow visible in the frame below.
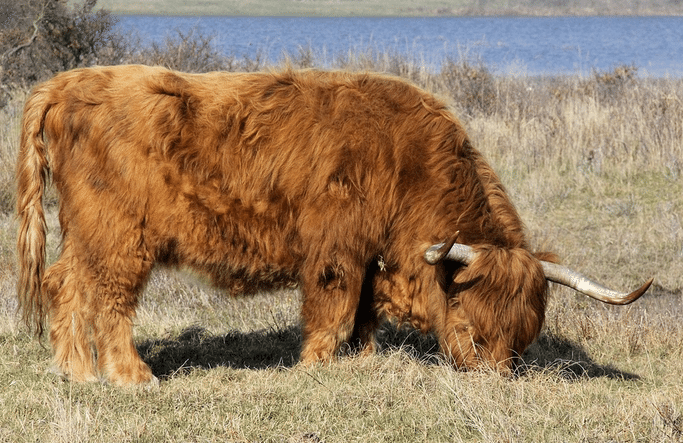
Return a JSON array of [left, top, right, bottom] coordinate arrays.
[[16, 65, 652, 385]]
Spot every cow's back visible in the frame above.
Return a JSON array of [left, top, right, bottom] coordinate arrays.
[[38, 65, 521, 292]]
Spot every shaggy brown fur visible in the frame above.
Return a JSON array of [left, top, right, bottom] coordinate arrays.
[[17, 65, 553, 385]]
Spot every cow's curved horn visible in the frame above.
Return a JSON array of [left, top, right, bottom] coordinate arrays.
[[423, 232, 462, 264], [424, 241, 475, 265], [540, 261, 653, 305], [424, 242, 653, 305]]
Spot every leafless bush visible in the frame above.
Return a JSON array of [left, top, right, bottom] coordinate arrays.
[[128, 28, 226, 73], [440, 58, 497, 117], [0, 0, 126, 90], [585, 64, 639, 104]]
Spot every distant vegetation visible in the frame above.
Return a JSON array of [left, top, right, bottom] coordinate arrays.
[[91, 0, 683, 17], [1, 1, 682, 441], [0, 0, 126, 88]]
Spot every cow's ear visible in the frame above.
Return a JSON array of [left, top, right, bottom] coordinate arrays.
[[433, 258, 466, 294], [447, 292, 460, 307], [446, 273, 483, 299], [533, 251, 559, 264]]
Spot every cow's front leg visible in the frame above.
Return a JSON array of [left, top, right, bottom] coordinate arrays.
[[348, 265, 383, 356], [299, 257, 365, 364]]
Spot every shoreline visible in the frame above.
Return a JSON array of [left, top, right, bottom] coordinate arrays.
[[104, 11, 683, 18], [91, 0, 683, 18]]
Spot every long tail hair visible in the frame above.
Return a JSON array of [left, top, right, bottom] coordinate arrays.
[[16, 84, 52, 338]]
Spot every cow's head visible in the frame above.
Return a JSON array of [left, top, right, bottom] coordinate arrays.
[[425, 237, 653, 373]]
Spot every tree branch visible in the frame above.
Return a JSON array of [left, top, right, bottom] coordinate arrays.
[[1, 3, 47, 62]]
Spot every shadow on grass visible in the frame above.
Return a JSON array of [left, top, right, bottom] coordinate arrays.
[[138, 325, 302, 379], [137, 323, 443, 380], [519, 332, 641, 381], [138, 324, 640, 381]]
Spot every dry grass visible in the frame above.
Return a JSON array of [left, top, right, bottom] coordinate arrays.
[[1, 57, 682, 441]]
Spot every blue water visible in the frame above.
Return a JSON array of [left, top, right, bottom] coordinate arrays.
[[116, 16, 683, 77]]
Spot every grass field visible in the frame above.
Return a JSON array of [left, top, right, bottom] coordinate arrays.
[[1, 52, 682, 441], [90, 0, 683, 16]]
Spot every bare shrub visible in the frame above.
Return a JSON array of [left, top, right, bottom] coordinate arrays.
[[440, 58, 496, 117], [585, 64, 639, 104], [0, 0, 126, 88], [128, 28, 226, 73], [286, 45, 317, 70]]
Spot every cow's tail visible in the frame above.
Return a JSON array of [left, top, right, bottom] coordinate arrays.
[[16, 86, 52, 338]]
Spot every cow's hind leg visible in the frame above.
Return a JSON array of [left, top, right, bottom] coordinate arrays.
[[299, 256, 365, 364], [91, 281, 154, 386], [44, 239, 98, 382], [46, 235, 155, 385], [89, 242, 155, 386]]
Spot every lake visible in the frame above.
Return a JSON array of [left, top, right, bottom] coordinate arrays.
[[115, 16, 683, 77]]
